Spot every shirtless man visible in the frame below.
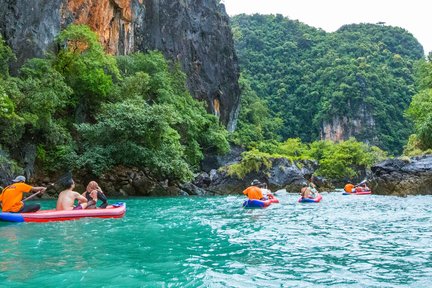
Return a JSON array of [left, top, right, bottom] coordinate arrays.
[[56, 179, 95, 210], [300, 181, 320, 199], [300, 182, 312, 199]]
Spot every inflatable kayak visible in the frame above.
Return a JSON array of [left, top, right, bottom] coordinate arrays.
[[243, 197, 279, 209], [298, 194, 322, 203], [0, 202, 126, 223], [342, 190, 372, 195]]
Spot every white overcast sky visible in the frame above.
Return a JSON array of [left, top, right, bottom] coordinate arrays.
[[222, 0, 431, 55]]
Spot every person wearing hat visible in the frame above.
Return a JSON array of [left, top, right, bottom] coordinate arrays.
[[0, 176, 46, 213], [243, 179, 266, 200]]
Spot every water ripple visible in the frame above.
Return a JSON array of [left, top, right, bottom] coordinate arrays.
[[1, 193, 432, 287]]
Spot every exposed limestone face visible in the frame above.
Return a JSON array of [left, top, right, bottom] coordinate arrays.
[[0, 0, 240, 129], [62, 0, 139, 55], [320, 104, 376, 143], [0, 0, 65, 71]]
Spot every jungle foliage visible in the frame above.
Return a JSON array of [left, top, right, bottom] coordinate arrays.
[[0, 18, 428, 184], [231, 14, 424, 155], [405, 54, 432, 155], [227, 138, 388, 180], [0, 25, 228, 182]]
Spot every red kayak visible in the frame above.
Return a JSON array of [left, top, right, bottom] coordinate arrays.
[[0, 203, 126, 223], [342, 190, 372, 195]]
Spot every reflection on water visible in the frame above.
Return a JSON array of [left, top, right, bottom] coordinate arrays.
[[1, 193, 432, 287]]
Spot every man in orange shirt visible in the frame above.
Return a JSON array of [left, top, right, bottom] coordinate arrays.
[[0, 176, 46, 213], [243, 179, 266, 200]]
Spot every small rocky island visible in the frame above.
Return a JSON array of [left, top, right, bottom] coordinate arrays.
[[369, 155, 432, 196]]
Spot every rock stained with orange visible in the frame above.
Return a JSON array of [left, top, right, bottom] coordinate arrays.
[[64, 0, 136, 54]]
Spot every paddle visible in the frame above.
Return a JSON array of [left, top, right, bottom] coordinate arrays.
[[354, 179, 370, 191], [22, 171, 72, 202], [355, 179, 367, 187], [22, 189, 45, 202]]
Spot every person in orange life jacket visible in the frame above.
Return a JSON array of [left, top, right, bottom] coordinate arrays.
[[243, 179, 273, 200], [0, 176, 46, 213], [344, 181, 355, 193]]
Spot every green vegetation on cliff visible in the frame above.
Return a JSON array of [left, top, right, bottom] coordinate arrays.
[[405, 54, 432, 155], [0, 25, 228, 182], [227, 138, 387, 180], [0, 18, 427, 185], [231, 14, 424, 154]]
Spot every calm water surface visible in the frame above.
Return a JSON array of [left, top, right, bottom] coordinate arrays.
[[1, 192, 431, 287]]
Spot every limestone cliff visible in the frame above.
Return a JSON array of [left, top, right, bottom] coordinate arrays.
[[0, 0, 240, 129], [320, 104, 377, 144]]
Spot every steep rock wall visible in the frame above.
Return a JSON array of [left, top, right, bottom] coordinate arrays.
[[0, 0, 239, 129], [61, 0, 139, 55], [136, 0, 240, 130], [320, 104, 377, 144]]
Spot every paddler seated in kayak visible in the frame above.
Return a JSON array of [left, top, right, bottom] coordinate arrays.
[[300, 182, 320, 199], [56, 179, 96, 211], [302, 174, 319, 197], [0, 175, 46, 213], [82, 181, 108, 209], [355, 182, 370, 192], [344, 181, 355, 193], [243, 179, 273, 200]]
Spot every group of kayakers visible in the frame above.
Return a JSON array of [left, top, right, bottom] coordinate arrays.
[[243, 175, 370, 202], [0, 175, 108, 213], [243, 175, 322, 202], [2, 174, 371, 213]]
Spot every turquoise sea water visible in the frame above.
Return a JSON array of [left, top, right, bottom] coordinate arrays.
[[1, 192, 431, 287]]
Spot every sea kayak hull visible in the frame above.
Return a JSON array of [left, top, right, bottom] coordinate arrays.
[[243, 198, 279, 209], [342, 190, 372, 195], [298, 194, 323, 203], [0, 203, 126, 223]]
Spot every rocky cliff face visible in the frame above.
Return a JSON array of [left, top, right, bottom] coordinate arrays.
[[137, 0, 240, 130], [320, 104, 376, 143], [370, 155, 432, 196], [0, 0, 240, 129]]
